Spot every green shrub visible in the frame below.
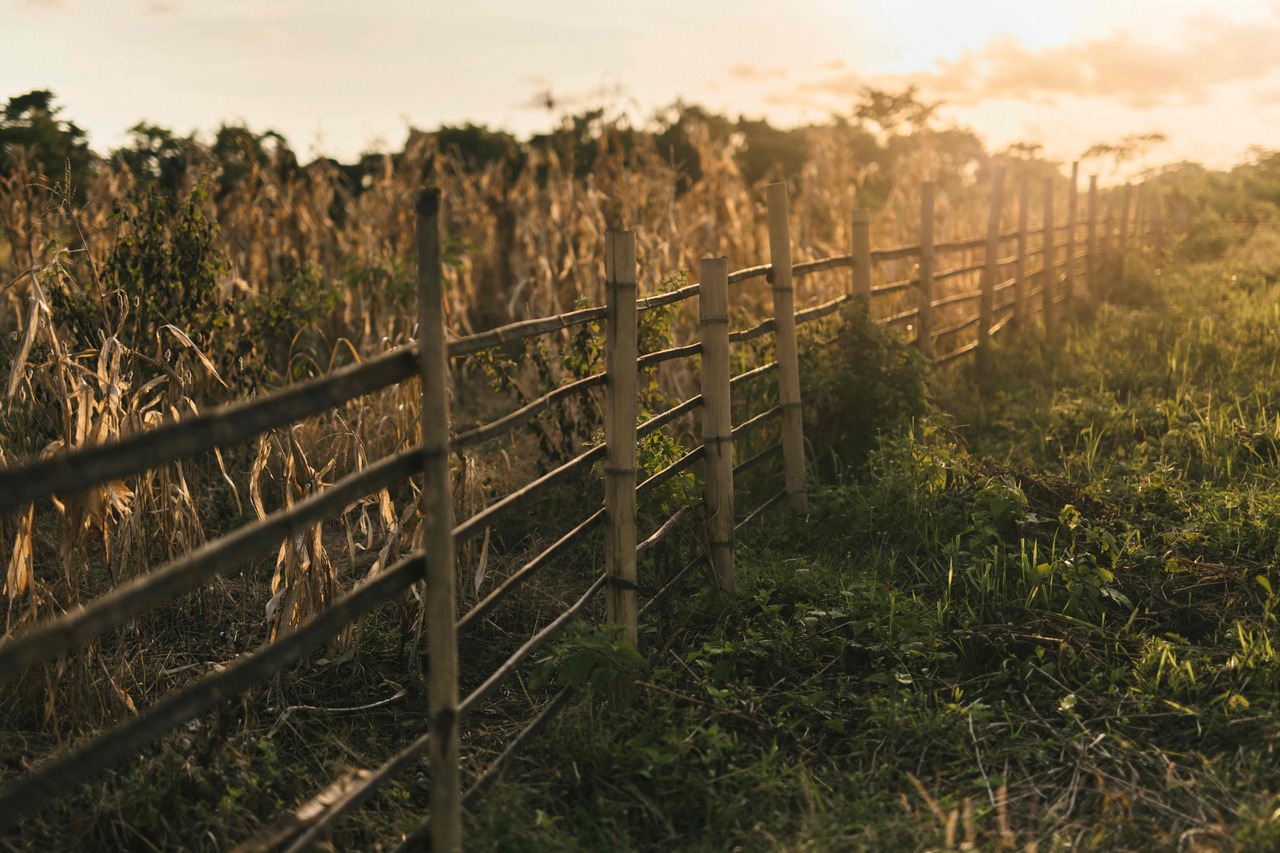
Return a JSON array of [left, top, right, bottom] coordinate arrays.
[[800, 304, 929, 472]]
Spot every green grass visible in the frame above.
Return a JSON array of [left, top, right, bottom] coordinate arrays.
[[461, 233, 1280, 851]]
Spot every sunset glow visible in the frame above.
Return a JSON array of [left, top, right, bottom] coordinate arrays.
[[5, 0, 1280, 169]]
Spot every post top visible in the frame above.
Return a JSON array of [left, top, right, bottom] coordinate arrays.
[[415, 188, 441, 216]]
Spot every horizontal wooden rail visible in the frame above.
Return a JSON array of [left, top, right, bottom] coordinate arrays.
[[457, 508, 604, 635], [871, 244, 920, 262], [452, 444, 606, 544], [0, 347, 419, 514], [637, 393, 703, 440], [636, 446, 705, 499], [637, 341, 701, 370], [730, 317, 775, 344], [454, 373, 606, 450], [872, 278, 915, 296], [728, 264, 771, 285], [932, 314, 980, 340], [732, 405, 782, 439], [883, 306, 920, 326], [0, 553, 425, 828], [733, 442, 782, 476], [282, 726, 434, 853], [795, 293, 849, 326], [931, 289, 982, 310], [792, 255, 852, 276], [0, 448, 420, 680], [637, 282, 700, 312], [457, 573, 607, 719], [934, 236, 987, 253], [730, 360, 780, 386], [735, 488, 787, 530], [935, 339, 980, 365], [636, 504, 697, 555]]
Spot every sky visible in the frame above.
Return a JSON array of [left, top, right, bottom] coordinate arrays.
[[5, 0, 1280, 173]]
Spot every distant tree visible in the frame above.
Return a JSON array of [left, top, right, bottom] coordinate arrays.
[[1081, 132, 1167, 179], [0, 89, 94, 199], [111, 122, 201, 196], [855, 86, 938, 139], [211, 124, 297, 197]]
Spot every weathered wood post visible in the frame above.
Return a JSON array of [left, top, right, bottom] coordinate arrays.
[[1014, 174, 1029, 326], [1117, 183, 1133, 284], [700, 257, 735, 597], [604, 231, 639, 648], [917, 181, 936, 359], [1065, 162, 1078, 310], [1042, 177, 1056, 336], [1086, 176, 1098, 303], [851, 207, 872, 307], [765, 182, 808, 514], [415, 188, 460, 853], [978, 167, 1005, 364]]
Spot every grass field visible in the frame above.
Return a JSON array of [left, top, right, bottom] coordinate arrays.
[[451, 234, 1280, 851]]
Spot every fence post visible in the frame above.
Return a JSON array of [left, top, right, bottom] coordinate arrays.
[[1042, 177, 1055, 337], [604, 231, 639, 648], [1117, 183, 1133, 283], [1065, 162, 1078, 310], [1152, 189, 1166, 255], [1086, 175, 1098, 303], [699, 256, 735, 598], [765, 182, 808, 515], [1014, 174, 1029, 326], [917, 181, 936, 360], [851, 207, 872, 307], [978, 167, 1005, 363], [415, 188, 460, 853]]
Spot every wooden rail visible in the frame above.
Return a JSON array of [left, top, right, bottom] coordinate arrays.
[[0, 167, 1151, 849]]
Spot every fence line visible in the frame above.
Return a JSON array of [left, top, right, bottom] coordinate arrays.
[[0, 167, 1158, 849]]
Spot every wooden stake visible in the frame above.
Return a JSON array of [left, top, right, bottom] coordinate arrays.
[[699, 257, 735, 597], [1042, 177, 1055, 336], [1152, 189, 1166, 255], [917, 181, 936, 360], [1065, 162, 1078, 309], [1086, 176, 1098, 303], [978, 167, 1005, 362], [765, 182, 808, 515], [604, 231, 639, 648], [1117, 183, 1133, 283], [415, 188, 460, 853], [851, 207, 872, 307], [1014, 175, 1029, 326]]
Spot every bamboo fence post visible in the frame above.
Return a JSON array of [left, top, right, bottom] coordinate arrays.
[[699, 256, 735, 597], [917, 181, 936, 359], [978, 167, 1005, 363], [1014, 175, 1029, 326], [1065, 162, 1078, 309], [851, 207, 872, 307], [1086, 176, 1098, 303], [1152, 189, 1166, 255], [604, 231, 639, 648], [1117, 183, 1133, 283], [765, 182, 808, 514], [415, 188, 460, 853], [1042, 177, 1055, 336]]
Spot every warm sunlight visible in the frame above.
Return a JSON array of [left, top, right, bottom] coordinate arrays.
[[5, 0, 1280, 168]]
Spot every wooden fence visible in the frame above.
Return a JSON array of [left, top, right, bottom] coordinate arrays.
[[0, 169, 1153, 851]]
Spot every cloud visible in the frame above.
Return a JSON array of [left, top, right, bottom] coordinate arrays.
[[728, 62, 788, 83], [768, 16, 1280, 111], [143, 0, 180, 13]]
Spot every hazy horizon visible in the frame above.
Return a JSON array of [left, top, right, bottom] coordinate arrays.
[[6, 0, 1280, 173]]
